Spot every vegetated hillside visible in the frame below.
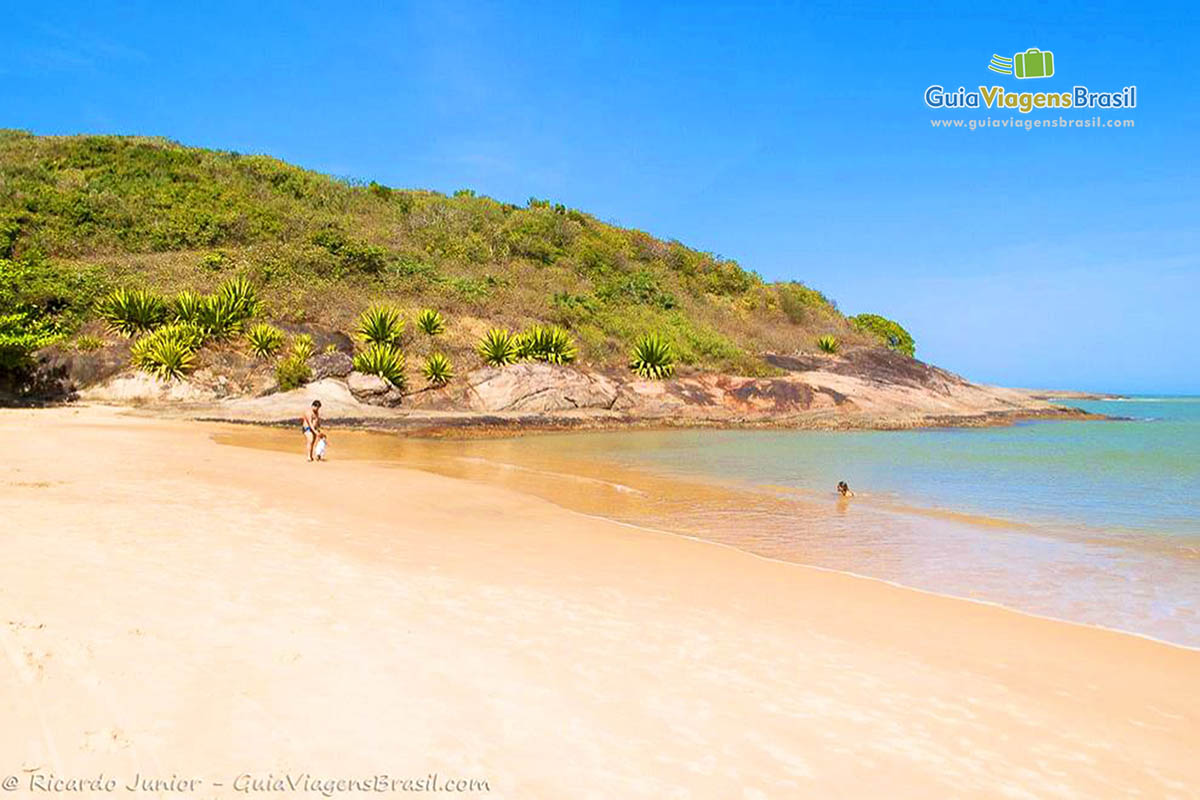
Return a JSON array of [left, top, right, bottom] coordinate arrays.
[[0, 130, 912, 380]]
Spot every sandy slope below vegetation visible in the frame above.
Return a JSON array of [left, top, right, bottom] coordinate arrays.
[[1, 407, 1195, 799]]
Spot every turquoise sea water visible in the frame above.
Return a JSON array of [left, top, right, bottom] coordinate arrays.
[[503, 399, 1200, 646]]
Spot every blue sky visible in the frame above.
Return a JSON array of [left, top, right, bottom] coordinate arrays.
[[4, 1, 1197, 393]]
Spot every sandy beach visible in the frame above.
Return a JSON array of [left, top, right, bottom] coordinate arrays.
[[2, 406, 1197, 799]]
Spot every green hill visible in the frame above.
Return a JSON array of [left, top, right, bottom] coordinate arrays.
[[0, 130, 913, 383]]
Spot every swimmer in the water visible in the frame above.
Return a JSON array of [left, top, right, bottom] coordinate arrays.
[[836, 481, 854, 497]]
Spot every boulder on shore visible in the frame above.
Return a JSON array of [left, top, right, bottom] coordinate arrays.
[[310, 351, 354, 380], [346, 371, 404, 407]]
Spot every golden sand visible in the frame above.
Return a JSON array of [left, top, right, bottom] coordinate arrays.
[[1, 407, 1196, 798]]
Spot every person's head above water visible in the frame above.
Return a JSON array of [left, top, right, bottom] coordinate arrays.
[[837, 481, 851, 495]]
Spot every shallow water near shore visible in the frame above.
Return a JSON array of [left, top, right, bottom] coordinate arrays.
[[216, 397, 1200, 647]]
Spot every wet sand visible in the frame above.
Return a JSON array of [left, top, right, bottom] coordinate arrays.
[[2, 406, 1197, 798]]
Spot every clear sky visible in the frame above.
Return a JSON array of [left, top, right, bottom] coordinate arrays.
[[4, 1, 1197, 393]]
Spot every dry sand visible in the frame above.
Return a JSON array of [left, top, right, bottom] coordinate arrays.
[[1, 406, 1196, 799]]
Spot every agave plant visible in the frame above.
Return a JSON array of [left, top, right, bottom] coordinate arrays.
[[817, 334, 840, 354], [97, 288, 167, 336], [477, 328, 517, 366], [290, 333, 315, 363], [519, 325, 577, 364], [215, 276, 261, 320], [415, 308, 445, 336], [630, 333, 676, 380], [245, 322, 285, 358], [356, 304, 405, 346], [195, 294, 246, 339], [129, 323, 202, 380], [170, 290, 206, 323], [353, 343, 406, 387], [422, 352, 454, 386]]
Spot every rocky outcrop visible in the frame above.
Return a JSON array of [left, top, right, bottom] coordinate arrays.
[[464, 363, 620, 412]]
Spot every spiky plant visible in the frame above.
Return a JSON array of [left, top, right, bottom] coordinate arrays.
[[415, 308, 445, 336], [170, 291, 206, 323], [74, 334, 104, 352], [130, 323, 203, 380], [422, 352, 454, 386], [215, 276, 260, 320], [477, 328, 517, 366], [245, 323, 285, 358], [817, 334, 840, 354], [195, 294, 246, 339], [290, 333, 315, 363], [97, 288, 167, 336], [519, 325, 577, 364], [353, 343, 406, 388], [630, 333, 676, 379], [356, 304, 405, 346]]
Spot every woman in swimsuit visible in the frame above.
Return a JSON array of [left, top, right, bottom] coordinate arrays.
[[301, 400, 322, 461]]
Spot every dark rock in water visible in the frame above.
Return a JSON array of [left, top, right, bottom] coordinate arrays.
[[346, 370, 403, 407], [310, 351, 354, 380]]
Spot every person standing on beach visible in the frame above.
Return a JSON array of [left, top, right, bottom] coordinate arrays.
[[301, 400, 322, 461]]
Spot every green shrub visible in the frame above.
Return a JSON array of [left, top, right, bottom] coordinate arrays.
[[630, 333, 676, 379], [353, 343, 406, 387], [130, 324, 204, 379], [97, 288, 167, 336], [200, 252, 227, 271], [851, 313, 916, 357], [0, 314, 54, 371], [777, 282, 834, 324], [415, 308, 445, 336], [517, 325, 577, 364], [275, 334, 314, 391], [817, 334, 840, 354], [0, 257, 105, 371], [422, 352, 454, 386], [246, 323, 285, 358], [477, 328, 517, 366], [356, 304, 405, 346], [275, 356, 311, 391]]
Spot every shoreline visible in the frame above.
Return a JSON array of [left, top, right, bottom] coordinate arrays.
[[6, 406, 1196, 796]]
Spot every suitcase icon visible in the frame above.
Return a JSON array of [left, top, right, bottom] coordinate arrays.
[[1014, 48, 1054, 79]]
